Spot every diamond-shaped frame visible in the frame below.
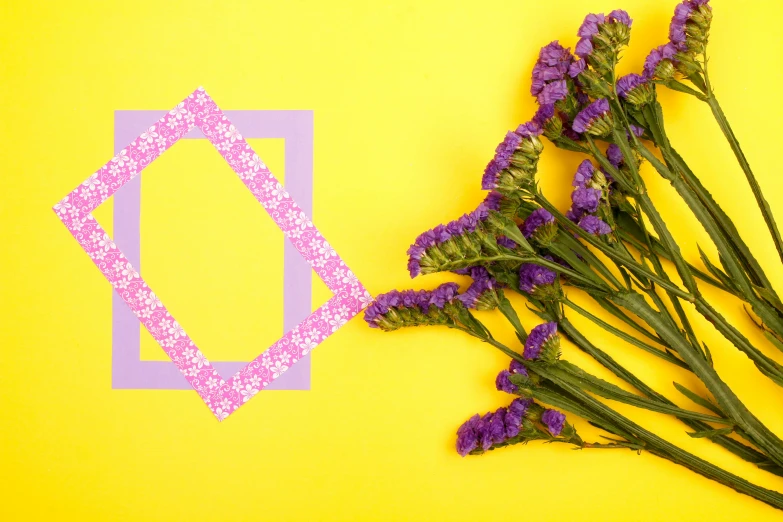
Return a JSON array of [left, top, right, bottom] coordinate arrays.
[[54, 87, 371, 421]]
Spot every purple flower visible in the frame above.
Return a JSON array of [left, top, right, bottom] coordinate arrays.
[[516, 121, 542, 138], [571, 187, 601, 213], [509, 359, 528, 377], [496, 131, 522, 161], [519, 263, 557, 294], [578, 214, 612, 235], [606, 144, 623, 167], [495, 370, 517, 394], [481, 132, 525, 189], [532, 104, 556, 128], [531, 41, 573, 93], [429, 282, 460, 309], [521, 208, 555, 238], [542, 409, 566, 436], [505, 398, 532, 438], [483, 191, 503, 211], [643, 43, 678, 79], [629, 124, 645, 138], [607, 9, 632, 27], [572, 160, 595, 187], [457, 269, 498, 310], [616, 73, 647, 98], [575, 38, 593, 59], [537, 80, 568, 105], [538, 40, 573, 69], [497, 236, 517, 249], [477, 413, 493, 450], [565, 206, 585, 223], [572, 98, 610, 134], [568, 58, 586, 78], [523, 322, 558, 360], [577, 13, 604, 38], [456, 414, 480, 456], [488, 408, 508, 444]]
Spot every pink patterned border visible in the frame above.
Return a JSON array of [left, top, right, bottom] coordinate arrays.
[[54, 88, 371, 421]]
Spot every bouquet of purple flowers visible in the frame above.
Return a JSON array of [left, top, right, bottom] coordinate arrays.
[[366, 0, 783, 509]]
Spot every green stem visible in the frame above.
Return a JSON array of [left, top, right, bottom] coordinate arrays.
[[556, 316, 783, 476], [613, 291, 783, 469], [482, 335, 783, 509], [534, 196, 694, 301], [563, 298, 689, 370], [705, 94, 783, 266]]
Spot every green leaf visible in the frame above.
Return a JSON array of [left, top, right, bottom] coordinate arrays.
[[672, 382, 724, 416], [688, 427, 734, 439], [763, 330, 783, 355], [752, 284, 783, 315], [697, 245, 737, 292]]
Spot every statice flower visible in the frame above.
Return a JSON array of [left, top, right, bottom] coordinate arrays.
[[572, 187, 601, 214], [523, 322, 560, 362], [407, 203, 492, 277], [495, 370, 517, 394], [670, 0, 712, 53], [531, 41, 574, 104], [509, 359, 529, 377], [456, 414, 482, 456], [520, 208, 557, 246], [430, 282, 461, 308], [572, 98, 612, 136], [572, 160, 595, 188], [458, 267, 501, 311], [643, 43, 679, 80], [364, 284, 461, 331], [541, 409, 567, 436], [482, 130, 544, 193], [519, 262, 558, 300], [505, 398, 531, 437], [578, 214, 613, 236], [606, 144, 623, 168], [616, 73, 653, 106], [575, 11, 633, 69]]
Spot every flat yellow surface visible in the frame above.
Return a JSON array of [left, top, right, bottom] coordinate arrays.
[[2, 0, 783, 520]]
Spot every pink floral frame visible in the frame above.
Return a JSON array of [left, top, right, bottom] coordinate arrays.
[[54, 88, 371, 421]]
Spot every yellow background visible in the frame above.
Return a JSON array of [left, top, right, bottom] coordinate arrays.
[[2, 0, 783, 519]]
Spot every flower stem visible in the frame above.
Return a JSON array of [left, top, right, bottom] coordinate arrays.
[[704, 93, 783, 266]]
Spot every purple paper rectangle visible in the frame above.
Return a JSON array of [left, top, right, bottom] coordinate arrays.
[[112, 110, 313, 390]]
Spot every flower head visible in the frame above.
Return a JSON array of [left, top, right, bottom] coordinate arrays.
[[523, 322, 560, 362], [429, 282, 461, 309], [509, 359, 528, 377], [407, 202, 495, 277], [578, 214, 612, 235], [541, 409, 566, 436], [572, 160, 595, 188], [456, 414, 481, 456], [363, 283, 462, 331], [519, 262, 558, 299], [616, 73, 652, 106], [495, 370, 517, 394], [458, 267, 501, 311], [643, 43, 678, 80], [505, 398, 532, 438], [669, 0, 712, 53], [520, 208, 556, 245], [572, 98, 612, 136], [571, 187, 601, 214], [531, 41, 574, 102], [482, 130, 543, 192], [575, 10, 632, 62], [606, 144, 623, 168]]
